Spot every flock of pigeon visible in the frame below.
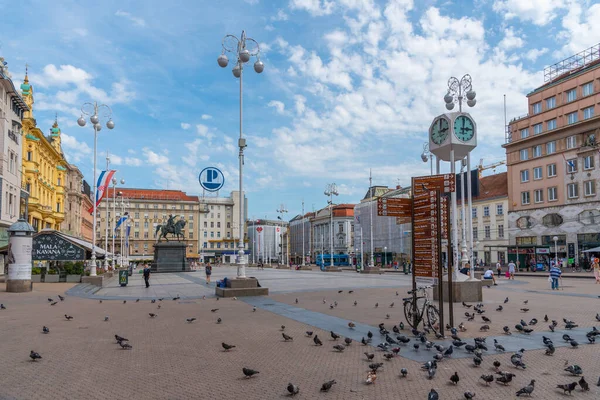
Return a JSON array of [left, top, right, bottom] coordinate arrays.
[[5, 286, 600, 398]]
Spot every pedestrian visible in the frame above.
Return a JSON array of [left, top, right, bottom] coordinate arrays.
[[508, 260, 516, 280], [593, 257, 600, 284], [205, 263, 212, 284], [496, 261, 502, 277], [143, 264, 151, 288], [549, 263, 562, 290], [483, 267, 498, 285]]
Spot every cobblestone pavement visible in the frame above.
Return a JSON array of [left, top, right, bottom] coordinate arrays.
[[1, 271, 600, 400]]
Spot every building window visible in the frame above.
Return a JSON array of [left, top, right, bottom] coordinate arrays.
[[534, 189, 544, 203], [584, 155, 595, 170], [144, 232, 148, 239], [227, 222, 231, 228], [27, 151, 32, 161], [584, 106, 594, 120], [566, 88, 577, 102], [584, 180, 596, 196], [498, 225, 504, 238], [567, 183, 579, 198], [520, 128, 529, 139], [204, 221, 207, 228], [217, 222, 221, 228], [210, 222, 214, 228], [189, 232, 193, 239], [546, 119, 557, 130], [144, 222, 148, 228], [473, 227, 478, 239], [547, 163, 557, 177], [203, 242, 207, 248], [520, 149, 529, 161], [532, 102, 542, 114], [532, 145, 542, 158], [521, 191, 530, 205], [482, 206, 489, 217], [582, 81, 594, 96], [217, 232, 221, 238], [567, 112, 578, 124], [546, 141, 556, 154], [224, 242, 228, 249], [484, 225, 491, 239], [135, 212, 139, 218], [210, 232, 214, 238], [472, 207, 477, 218], [567, 159, 577, 173], [134, 222, 139, 228], [189, 222, 193, 229], [533, 167, 542, 180], [227, 232, 231, 238], [217, 243, 221, 249], [545, 96, 556, 109], [548, 187, 558, 201], [566, 135, 577, 149], [496, 204, 503, 215], [204, 231, 207, 237], [533, 123, 543, 135], [210, 243, 214, 249], [134, 232, 139, 238]]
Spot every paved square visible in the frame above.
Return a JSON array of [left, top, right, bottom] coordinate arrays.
[[1, 268, 600, 399]]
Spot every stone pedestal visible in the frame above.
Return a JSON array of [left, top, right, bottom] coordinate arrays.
[[433, 275, 483, 302], [6, 279, 32, 292], [82, 276, 104, 287], [215, 277, 268, 297], [324, 266, 342, 272], [151, 242, 190, 273], [361, 267, 382, 274]]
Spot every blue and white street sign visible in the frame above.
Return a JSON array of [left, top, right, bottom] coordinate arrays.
[[199, 167, 225, 192]]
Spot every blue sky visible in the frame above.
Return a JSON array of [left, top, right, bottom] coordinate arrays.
[[1, 0, 599, 220]]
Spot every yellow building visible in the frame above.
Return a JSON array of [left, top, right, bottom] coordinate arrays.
[[19, 72, 67, 231]]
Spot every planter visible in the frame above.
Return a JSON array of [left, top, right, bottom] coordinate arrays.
[[66, 275, 82, 283], [44, 275, 60, 283], [31, 275, 41, 283]]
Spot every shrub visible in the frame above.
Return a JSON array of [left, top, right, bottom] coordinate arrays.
[[31, 267, 42, 275], [47, 268, 57, 275]]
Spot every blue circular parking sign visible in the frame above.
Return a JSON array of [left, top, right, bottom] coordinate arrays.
[[199, 167, 225, 192]]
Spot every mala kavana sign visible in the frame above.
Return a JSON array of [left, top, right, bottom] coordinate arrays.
[[32, 234, 86, 261]]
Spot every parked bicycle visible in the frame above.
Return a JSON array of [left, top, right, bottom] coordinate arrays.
[[403, 286, 440, 334]]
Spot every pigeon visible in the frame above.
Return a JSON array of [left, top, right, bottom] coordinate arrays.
[[565, 365, 582, 376], [556, 382, 577, 395], [428, 389, 439, 400], [338, 290, 343, 293], [348, 322, 355, 329], [353, 301, 357, 306], [529, 318, 538, 326], [383, 353, 394, 360], [217, 318, 222, 324], [453, 340, 466, 347], [329, 304, 334, 309], [344, 337, 352, 346], [222, 342, 236, 351], [392, 347, 401, 355], [42, 326, 49, 334], [242, 367, 259, 378], [503, 326, 512, 335], [596, 313, 600, 322], [493, 360, 501, 370], [323, 298, 326, 304], [282, 333, 293, 341], [511, 355, 526, 369], [58, 295, 65, 301], [444, 345, 454, 357], [172, 296, 180, 301], [496, 372, 515, 385], [0, 304, 5, 309], [400, 368, 408, 377], [50, 302, 57, 306], [579, 376, 589, 391], [115, 335, 128, 343], [151, 299, 156, 303], [464, 391, 475, 399], [390, 302, 394, 308], [375, 303, 379, 308], [413, 343, 420, 351], [473, 356, 482, 367], [104, 316, 109, 321], [515, 324, 524, 332], [545, 345, 556, 355], [364, 352, 375, 361], [349, 290, 353, 293], [281, 325, 286, 331], [64, 314, 73, 320], [210, 309, 219, 313], [29, 350, 42, 361], [566, 322, 578, 329], [367, 331, 373, 340], [186, 318, 196, 323], [399, 322, 405, 330], [386, 335, 398, 345], [515, 380, 535, 396], [295, 298, 298, 304], [123, 300, 127, 304], [523, 300, 528, 304], [463, 302, 472, 308], [520, 308, 529, 313], [119, 342, 132, 350], [99, 300, 102, 303], [480, 325, 490, 332], [496, 305, 503, 312], [48, 298, 53, 302], [314, 335, 323, 346], [569, 339, 579, 348], [361, 337, 368, 345], [369, 362, 384, 372], [306, 331, 313, 337], [520, 319, 528, 327], [433, 353, 444, 362], [320, 380, 336, 392], [149, 313, 157, 318], [480, 374, 494, 385], [287, 383, 299, 396], [494, 340, 505, 352], [522, 327, 534, 334], [428, 367, 437, 379], [252, 307, 256, 312], [504, 297, 509, 303], [482, 316, 491, 323], [549, 325, 555, 332], [563, 333, 572, 342], [385, 314, 391, 319], [135, 299, 139, 302], [450, 371, 460, 385], [330, 331, 340, 340], [425, 341, 434, 350], [393, 325, 400, 334]]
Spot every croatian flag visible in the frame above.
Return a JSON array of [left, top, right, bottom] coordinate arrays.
[[115, 212, 129, 231], [88, 170, 116, 213]]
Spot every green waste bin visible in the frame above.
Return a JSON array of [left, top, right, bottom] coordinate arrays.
[[119, 270, 128, 287]]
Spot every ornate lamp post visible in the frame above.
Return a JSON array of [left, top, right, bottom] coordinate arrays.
[[276, 205, 287, 264], [111, 179, 125, 267], [324, 183, 339, 267], [77, 103, 114, 276], [217, 30, 263, 279], [421, 143, 433, 175]]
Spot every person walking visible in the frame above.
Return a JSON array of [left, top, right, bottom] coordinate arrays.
[[508, 260, 516, 280], [549, 263, 562, 290], [143, 264, 151, 288], [593, 257, 600, 284], [496, 261, 502, 278], [205, 263, 212, 284]]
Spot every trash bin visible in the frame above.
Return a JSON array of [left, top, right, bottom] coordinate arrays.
[[403, 262, 408, 275], [119, 270, 128, 287], [128, 264, 133, 276]]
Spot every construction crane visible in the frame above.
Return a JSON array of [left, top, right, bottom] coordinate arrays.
[[478, 160, 506, 178]]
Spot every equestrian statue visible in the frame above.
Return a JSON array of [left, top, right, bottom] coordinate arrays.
[[155, 214, 187, 242]]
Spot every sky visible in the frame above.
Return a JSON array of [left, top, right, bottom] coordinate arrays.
[[1, 0, 599, 221]]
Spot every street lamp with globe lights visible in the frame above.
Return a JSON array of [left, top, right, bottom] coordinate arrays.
[[553, 236, 559, 268], [217, 30, 263, 279], [444, 74, 476, 112], [324, 184, 339, 268], [77, 102, 115, 276]]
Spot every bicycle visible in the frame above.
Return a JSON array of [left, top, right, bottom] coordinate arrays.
[[403, 286, 440, 335]]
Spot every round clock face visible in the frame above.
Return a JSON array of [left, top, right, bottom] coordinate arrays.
[[454, 115, 475, 142], [430, 117, 450, 145]]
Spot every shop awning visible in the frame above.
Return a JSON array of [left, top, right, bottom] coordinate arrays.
[[582, 246, 600, 253]]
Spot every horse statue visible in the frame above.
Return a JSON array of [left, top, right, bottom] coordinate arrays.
[[155, 219, 187, 242]]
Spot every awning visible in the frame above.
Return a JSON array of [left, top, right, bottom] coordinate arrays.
[[32, 229, 111, 261], [582, 246, 600, 253]]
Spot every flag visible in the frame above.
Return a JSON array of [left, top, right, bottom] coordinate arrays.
[[125, 225, 130, 248], [88, 170, 116, 213], [115, 213, 129, 231], [561, 153, 575, 170]]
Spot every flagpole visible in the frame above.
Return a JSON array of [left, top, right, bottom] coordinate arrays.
[[104, 152, 110, 270]]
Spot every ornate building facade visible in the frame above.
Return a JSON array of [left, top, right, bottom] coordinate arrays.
[[63, 164, 93, 242], [19, 72, 67, 231]]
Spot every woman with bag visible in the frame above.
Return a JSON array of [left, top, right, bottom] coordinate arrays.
[[593, 258, 600, 284]]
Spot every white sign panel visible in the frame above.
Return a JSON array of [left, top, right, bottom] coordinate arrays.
[[8, 264, 32, 280]]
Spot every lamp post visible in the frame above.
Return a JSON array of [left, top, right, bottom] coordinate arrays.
[[112, 179, 125, 267], [384, 246, 387, 267], [421, 143, 433, 175], [325, 183, 339, 267], [553, 236, 559, 268], [77, 102, 115, 276], [301, 200, 306, 266], [276, 205, 287, 265], [217, 30, 264, 279]]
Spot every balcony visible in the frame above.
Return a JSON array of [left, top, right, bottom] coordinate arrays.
[[7, 129, 19, 144]]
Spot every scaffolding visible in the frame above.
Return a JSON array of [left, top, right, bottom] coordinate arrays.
[[544, 43, 600, 82]]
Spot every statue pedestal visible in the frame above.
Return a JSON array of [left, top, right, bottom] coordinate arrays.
[[151, 242, 190, 273], [215, 277, 269, 297], [433, 273, 483, 302]]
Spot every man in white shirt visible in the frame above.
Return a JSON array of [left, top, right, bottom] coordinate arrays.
[[483, 268, 497, 285], [508, 260, 516, 280]]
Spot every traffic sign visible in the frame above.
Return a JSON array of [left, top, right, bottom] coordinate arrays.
[[377, 197, 412, 217], [413, 174, 456, 194]]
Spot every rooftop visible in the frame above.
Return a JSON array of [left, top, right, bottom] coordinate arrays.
[[106, 188, 199, 202], [458, 172, 507, 204]]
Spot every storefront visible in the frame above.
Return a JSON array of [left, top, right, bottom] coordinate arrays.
[[507, 246, 551, 271]]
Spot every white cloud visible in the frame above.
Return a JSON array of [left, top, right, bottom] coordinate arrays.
[[72, 28, 88, 37], [125, 157, 143, 167], [498, 28, 525, 51], [244, 0, 259, 4], [115, 10, 146, 27], [143, 148, 169, 165], [61, 133, 91, 163], [272, 9, 289, 21], [555, 2, 600, 57], [181, 123, 191, 130], [196, 124, 215, 140], [201, 114, 212, 120], [289, 0, 335, 16], [265, 25, 275, 31], [109, 154, 123, 165], [492, 0, 566, 26], [268, 100, 286, 114], [37, 64, 92, 87], [524, 47, 549, 62]]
